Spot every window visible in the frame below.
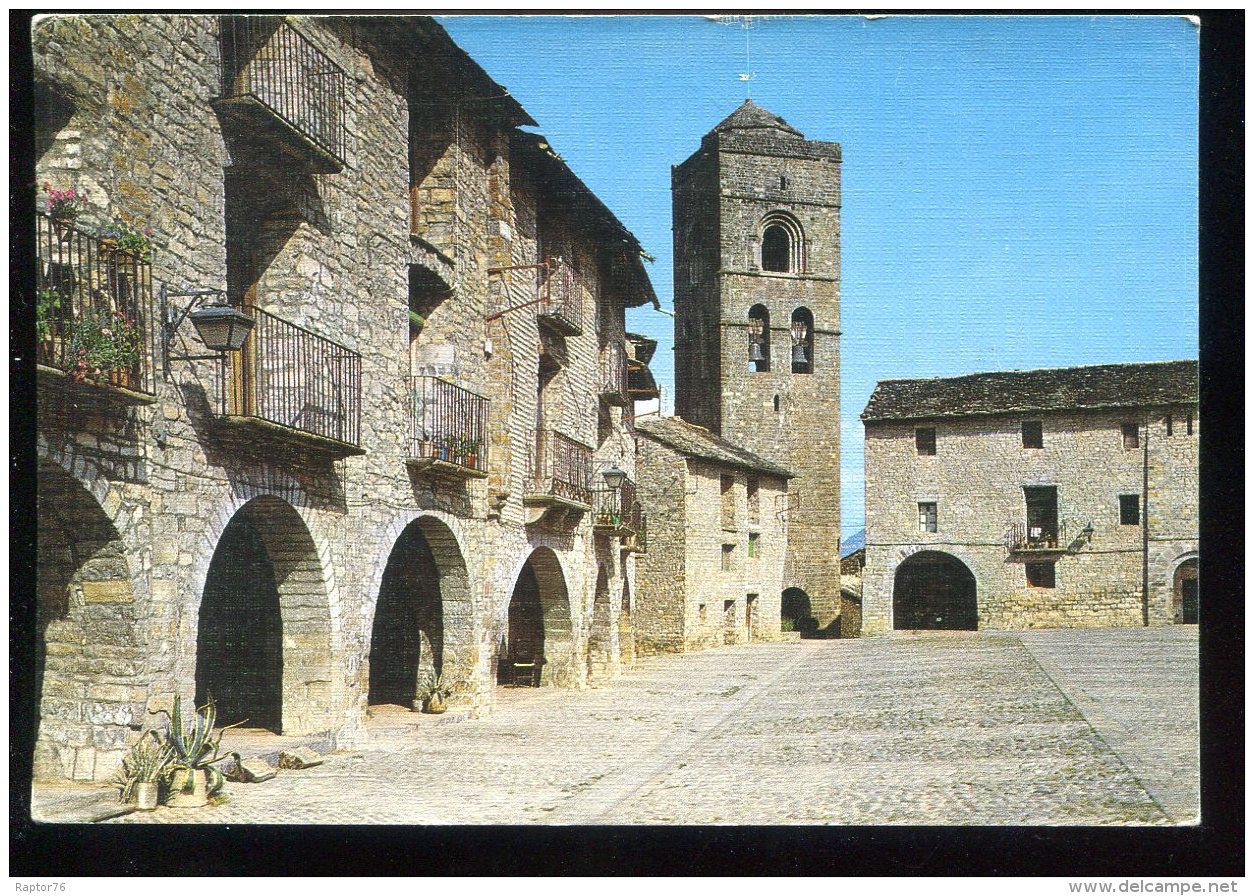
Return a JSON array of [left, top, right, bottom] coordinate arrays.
[[759, 212, 804, 273], [1022, 420, 1043, 449], [918, 502, 937, 533], [720, 475, 736, 529], [747, 477, 760, 525], [1026, 562, 1056, 588], [747, 305, 770, 372], [916, 427, 937, 456], [1119, 494, 1140, 526], [721, 544, 734, 572], [1187, 413, 1193, 435], [748, 533, 760, 559], [1122, 422, 1140, 449], [778, 176, 788, 190], [790, 307, 814, 374], [1165, 415, 1173, 437], [698, 604, 707, 624], [1024, 485, 1059, 545]]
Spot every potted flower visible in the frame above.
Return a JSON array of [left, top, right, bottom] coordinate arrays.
[[441, 434, 460, 463], [415, 430, 435, 459], [461, 436, 481, 470], [161, 696, 240, 808], [68, 308, 143, 387], [113, 731, 173, 811], [42, 183, 86, 240], [96, 221, 154, 263], [415, 671, 453, 714]]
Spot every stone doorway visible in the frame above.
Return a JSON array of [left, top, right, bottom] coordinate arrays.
[[196, 496, 333, 736], [500, 548, 573, 688], [367, 517, 471, 708], [893, 551, 978, 631], [1173, 557, 1198, 624], [781, 587, 816, 636]]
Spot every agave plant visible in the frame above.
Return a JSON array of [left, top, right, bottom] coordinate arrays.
[[113, 731, 174, 804], [162, 695, 241, 797]]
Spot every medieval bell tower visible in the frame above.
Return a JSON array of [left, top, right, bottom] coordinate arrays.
[[673, 99, 842, 630]]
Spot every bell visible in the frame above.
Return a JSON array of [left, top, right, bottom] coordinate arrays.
[[748, 342, 766, 362], [792, 343, 808, 365]]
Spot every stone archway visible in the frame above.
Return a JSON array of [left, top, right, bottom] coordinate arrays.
[[1173, 557, 1198, 625], [782, 587, 817, 636], [586, 565, 613, 685], [500, 548, 574, 688], [893, 551, 978, 631], [36, 458, 136, 780], [367, 517, 471, 708], [195, 496, 333, 734]]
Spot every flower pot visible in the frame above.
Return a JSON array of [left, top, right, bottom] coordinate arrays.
[[465, 454, 478, 470], [166, 768, 209, 808], [422, 694, 448, 715], [134, 781, 159, 811]]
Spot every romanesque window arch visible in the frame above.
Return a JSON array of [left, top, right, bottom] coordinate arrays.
[[747, 304, 770, 372], [760, 212, 805, 273], [791, 307, 815, 374]]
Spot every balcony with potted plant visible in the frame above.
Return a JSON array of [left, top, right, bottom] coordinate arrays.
[[406, 376, 489, 480]]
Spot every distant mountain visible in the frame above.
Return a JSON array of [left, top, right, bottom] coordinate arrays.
[[840, 529, 865, 558]]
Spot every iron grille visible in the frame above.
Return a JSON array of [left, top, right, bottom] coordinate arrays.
[[539, 255, 583, 335], [593, 476, 637, 530], [35, 214, 154, 394], [224, 305, 361, 446], [409, 376, 489, 471], [219, 15, 348, 166], [529, 429, 592, 505], [599, 341, 628, 405], [1005, 521, 1069, 553]]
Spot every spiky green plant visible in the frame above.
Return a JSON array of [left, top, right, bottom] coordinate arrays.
[[113, 730, 174, 803], [417, 671, 453, 702], [162, 696, 242, 797]]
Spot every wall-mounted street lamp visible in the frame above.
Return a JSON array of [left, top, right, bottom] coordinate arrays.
[[161, 286, 254, 374], [599, 463, 628, 491]]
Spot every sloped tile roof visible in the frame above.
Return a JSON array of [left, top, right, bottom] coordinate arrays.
[[636, 416, 794, 479], [862, 360, 1198, 422], [710, 99, 804, 137]]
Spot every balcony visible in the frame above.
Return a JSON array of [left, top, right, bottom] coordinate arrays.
[[35, 215, 155, 402], [219, 305, 363, 456], [593, 476, 638, 534], [215, 16, 348, 173], [538, 255, 583, 336], [1004, 521, 1090, 558], [525, 429, 592, 523], [406, 376, 489, 480], [599, 341, 628, 407]]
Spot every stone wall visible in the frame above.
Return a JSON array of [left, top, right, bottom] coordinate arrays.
[[861, 405, 1199, 634], [32, 14, 645, 781]]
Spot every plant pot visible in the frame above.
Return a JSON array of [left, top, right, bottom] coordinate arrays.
[[134, 781, 159, 811], [422, 694, 448, 715], [465, 454, 478, 470], [166, 768, 209, 808]]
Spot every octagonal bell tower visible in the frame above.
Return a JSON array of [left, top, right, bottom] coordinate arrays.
[[673, 100, 842, 631]]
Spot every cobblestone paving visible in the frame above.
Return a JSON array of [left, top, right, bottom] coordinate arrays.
[[108, 628, 1196, 825]]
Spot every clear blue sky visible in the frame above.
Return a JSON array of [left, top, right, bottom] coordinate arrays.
[[440, 14, 1199, 536]]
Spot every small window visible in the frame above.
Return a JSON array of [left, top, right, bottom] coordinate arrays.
[[1026, 562, 1056, 588], [721, 544, 734, 572], [918, 502, 937, 533], [916, 427, 936, 456], [747, 304, 770, 372], [1119, 494, 1140, 526], [748, 533, 760, 559], [720, 475, 736, 529], [1022, 421, 1043, 449], [778, 175, 788, 190], [1122, 422, 1140, 449], [762, 225, 792, 272], [1187, 413, 1194, 435], [747, 477, 760, 525], [790, 307, 814, 374], [773, 394, 780, 413], [699, 604, 707, 624], [1165, 414, 1173, 437]]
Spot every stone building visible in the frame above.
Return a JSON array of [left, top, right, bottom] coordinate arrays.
[[671, 100, 843, 632], [31, 14, 656, 783], [860, 361, 1199, 634], [633, 417, 792, 654]]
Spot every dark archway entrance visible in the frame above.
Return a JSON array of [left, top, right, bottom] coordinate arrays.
[[782, 587, 817, 636], [500, 548, 573, 688], [197, 511, 283, 731], [1173, 558, 1198, 624], [893, 552, 978, 631], [196, 496, 333, 735], [369, 523, 443, 708]]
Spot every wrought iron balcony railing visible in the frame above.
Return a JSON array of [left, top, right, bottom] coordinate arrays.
[[599, 341, 628, 406], [35, 214, 154, 395], [223, 305, 361, 448], [538, 255, 583, 336], [408, 376, 489, 474], [218, 15, 348, 171], [527, 429, 592, 506], [1005, 522, 1069, 555], [593, 477, 638, 532]]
